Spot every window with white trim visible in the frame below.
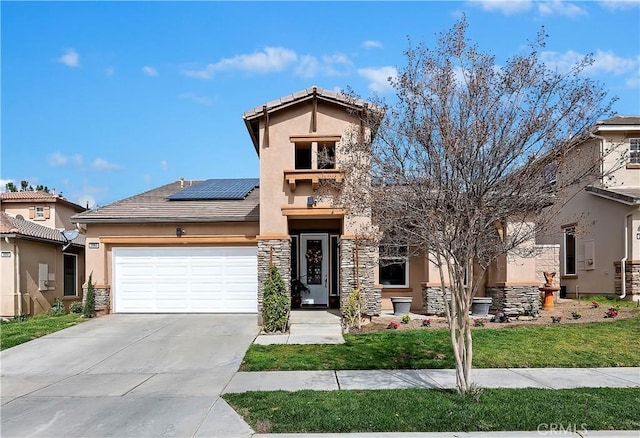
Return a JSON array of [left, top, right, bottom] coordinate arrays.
[[35, 206, 45, 219], [630, 138, 640, 164], [563, 227, 576, 276], [379, 243, 409, 287], [63, 253, 78, 296]]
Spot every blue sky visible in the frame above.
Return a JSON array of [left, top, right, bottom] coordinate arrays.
[[2, 1, 639, 208]]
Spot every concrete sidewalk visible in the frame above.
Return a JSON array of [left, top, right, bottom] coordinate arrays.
[[224, 367, 640, 393]]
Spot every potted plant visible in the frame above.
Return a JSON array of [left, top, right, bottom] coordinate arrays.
[[290, 278, 309, 309]]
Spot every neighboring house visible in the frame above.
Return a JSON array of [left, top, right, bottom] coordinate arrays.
[[541, 116, 640, 301], [0, 191, 86, 317], [72, 86, 556, 320]]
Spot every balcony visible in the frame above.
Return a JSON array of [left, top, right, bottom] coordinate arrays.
[[284, 169, 344, 191]]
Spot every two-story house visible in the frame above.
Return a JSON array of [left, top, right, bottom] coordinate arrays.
[[72, 87, 556, 321], [540, 116, 640, 301], [0, 191, 86, 316]]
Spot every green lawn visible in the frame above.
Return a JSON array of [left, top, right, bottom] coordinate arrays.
[[1, 314, 85, 350], [224, 388, 640, 433], [241, 317, 640, 371]]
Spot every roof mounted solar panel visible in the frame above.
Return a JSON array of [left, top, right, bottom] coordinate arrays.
[[167, 178, 259, 201]]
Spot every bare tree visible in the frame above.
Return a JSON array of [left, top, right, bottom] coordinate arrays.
[[338, 17, 619, 394]]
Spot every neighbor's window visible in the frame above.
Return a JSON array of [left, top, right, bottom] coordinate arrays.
[[630, 138, 640, 164], [63, 253, 77, 296], [295, 142, 312, 169], [35, 206, 45, 219], [563, 227, 576, 276], [379, 243, 408, 287], [318, 142, 336, 169]]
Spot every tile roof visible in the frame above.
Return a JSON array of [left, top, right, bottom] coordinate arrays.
[[0, 191, 86, 212], [72, 179, 260, 224], [585, 186, 640, 205], [0, 212, 85, 246], [597, 116, 640, 126]]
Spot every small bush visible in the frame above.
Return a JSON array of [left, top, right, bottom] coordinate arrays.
[[551, 316, 562, 323], [342, 288, 363, 332], [83, 273, 95, 318], [69, 302, 83, 314], [571, 311, 582, 320], [422, 319, 431, 327], [387, 321, 398, 330], [262, 265, 289, 333], [473, 318, 486, 327], [401, 315, 411, 324], [49, 298, 65, 316]]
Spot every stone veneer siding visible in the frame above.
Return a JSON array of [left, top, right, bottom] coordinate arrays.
[[614, 261, 640, 296], [257, 239, 291, 324], [422, 285, 451, 315], [485, 285, 540, 316], [535, 245, 560, 288], [83, 285, 110, 315], [339, 238, 380, 316]]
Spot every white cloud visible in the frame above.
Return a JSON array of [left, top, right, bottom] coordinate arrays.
[[47, 152, 83, 167], [358, 66, 398, 93], [363, 40, 383, 49], [598, 0, 640, 11], [295, 55, 320, 79], [178, 92, 213, 106], [294, 53, 353, 79], [537, 0, 587, 17], [469, 0, 533, 15], [182, 47, 298, 79], [58, 49, 80, 67], [541, 49, 639, 89], [142, 65, 158, 76], [0, 179, 14, 192], [469, 0, 586, 16], [92, 158, 121, 171], [159, 160, 168, 170]]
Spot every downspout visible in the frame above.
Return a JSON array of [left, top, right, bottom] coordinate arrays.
[[5, 237, 21, 316], [620, 213, 632, 299]]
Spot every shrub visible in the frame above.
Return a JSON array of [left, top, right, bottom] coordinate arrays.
[[387, 321, 398, 330], [49, 298, 65, 316], [571, 311, 582, 320], [83, 273, 95, 318], [551, 316, 562, 323], [473, 318, 486, 327], [342, 288, 363, 332], [422, 319, 431, 327], [69, 301, 83, 314], [401, 315, 411, 324], [262, 264, 289, 333]]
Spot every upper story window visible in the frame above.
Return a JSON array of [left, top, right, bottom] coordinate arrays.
[[630, 138, 640, 164], [318, 142, 336, 169], [30, 205, 50, 221], [295, 142, 312, 169]]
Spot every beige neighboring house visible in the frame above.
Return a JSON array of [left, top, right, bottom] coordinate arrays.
[[72, 86, 556, 321], [0, 191, 86, 317], [541, 116, 640, 301]]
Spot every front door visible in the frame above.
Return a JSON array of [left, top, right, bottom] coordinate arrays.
[[300, 234, 328, 306]]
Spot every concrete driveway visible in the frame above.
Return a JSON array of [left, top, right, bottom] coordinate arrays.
[[0, 314, 259, 437]]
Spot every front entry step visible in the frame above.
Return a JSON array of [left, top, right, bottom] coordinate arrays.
[[254, 310, 344, 345]]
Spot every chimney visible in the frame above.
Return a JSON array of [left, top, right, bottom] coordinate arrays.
[[179, 177, 185, 189]]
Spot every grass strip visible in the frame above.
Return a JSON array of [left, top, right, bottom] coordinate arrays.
[[241, 317, 640, 371], [224, 387, 640, 433], [1, 314, 85, 350]]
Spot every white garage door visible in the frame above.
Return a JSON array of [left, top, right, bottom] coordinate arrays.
[[113, 247, 257, 313]]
